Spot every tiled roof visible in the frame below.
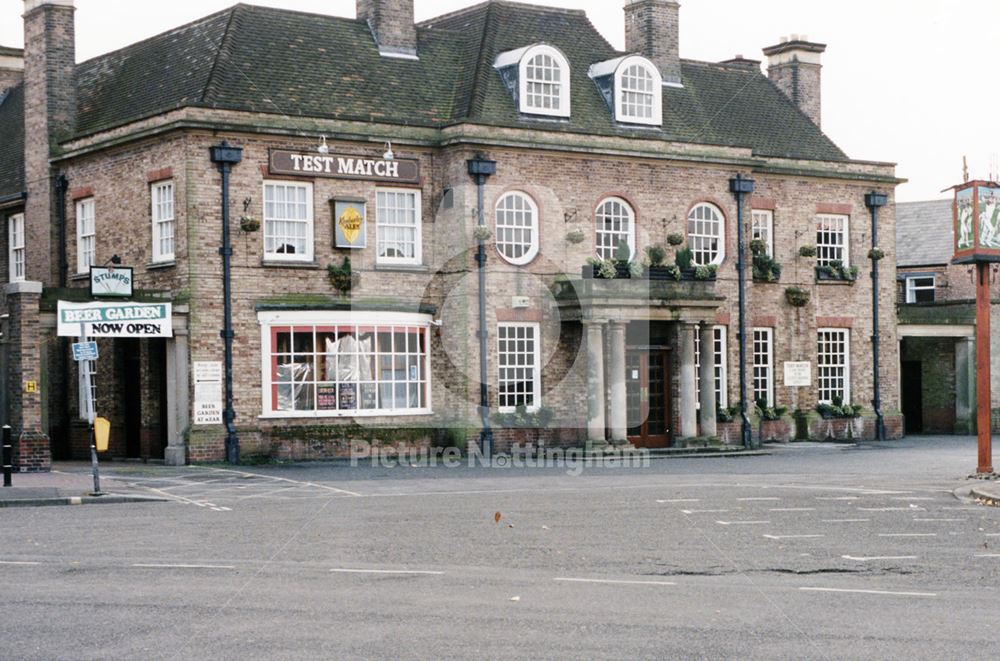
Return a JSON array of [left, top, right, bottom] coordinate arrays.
[[0, 0, 855, 197], [896, 199, 954, 267], [0, 83, 24, 198]]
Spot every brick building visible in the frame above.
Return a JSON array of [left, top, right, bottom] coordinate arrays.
[[896, 198, 1000, 434], [0, 0, 903, 467]]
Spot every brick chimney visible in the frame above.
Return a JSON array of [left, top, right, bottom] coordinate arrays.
[[23, 0, 76, 284], [763, 35, 826, 127], [357, 0, 417, 59], [0, 46, 24, 94], [624, 0, 681, 87]]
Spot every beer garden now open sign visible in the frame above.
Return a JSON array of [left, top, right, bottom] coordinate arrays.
[[57, 301, 173, 338]]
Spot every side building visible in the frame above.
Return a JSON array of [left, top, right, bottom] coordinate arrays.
[[0, 0, 903, 468]]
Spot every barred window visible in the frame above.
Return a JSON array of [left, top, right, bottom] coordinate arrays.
[[376, 188, 422, 265], [751, 210, 774, 257], [151, 181, 175, 262], [261, 313, 431, 417], [497, 323, 541, 412], [695, 326, 728, 409], [8, 213, 24, 282], [817, 329, 850, 404], [264, 181, 313, 261], [816, 214, 849, 266], [688, 203, 725, 266], [495, 192, 539, 265], [76, 198, 96, 274], [753, 328, 774, 407], [595, 197, 635, 261]]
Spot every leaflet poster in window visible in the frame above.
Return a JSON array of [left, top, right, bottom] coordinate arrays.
[[333, 199, 367, 249]]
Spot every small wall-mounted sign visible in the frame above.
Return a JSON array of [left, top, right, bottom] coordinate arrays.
[[333, 198, 367, 249], [269, 149, 420, 184], [783, 361, 812, 387], [90, 267, 133, 298], [193, 361, 223, 426], [72, 341, 99, 362], [24, 381, 38, 394]]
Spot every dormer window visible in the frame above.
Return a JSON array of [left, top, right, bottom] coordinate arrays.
[[589, 55, 662, 126], [494, 44, 571, 118]]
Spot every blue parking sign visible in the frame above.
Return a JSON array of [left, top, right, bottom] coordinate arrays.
[[72, 341, 99, 362]]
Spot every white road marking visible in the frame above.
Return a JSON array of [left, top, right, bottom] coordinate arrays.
[[800, 587, 936, 597], [985, 533, 1000, 537], [769, 508, 816, 512], [204, 467, 362, 497], [0, 561, 42, 566], [716, 520, 770, 526], [737, 497, 781, 501], [913, 518, 964, 522], [132, 564, 236, 570], [555, 577, 675, 586], [69, 497, 82, 505], [681, 509, 731, 514], [974, 554, 1000, 558], [890, 497, 936, 501], [858, 507, 917, 512], [822, 519, 870, 523], [878, 533, 936, 538], [656, 499, 700, 503], [763, 534, 825, 540], [329, 568, 444, 575], [816, 496, 858, 501], [842, 555, 918, 561]]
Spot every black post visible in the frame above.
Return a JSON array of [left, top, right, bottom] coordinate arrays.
[[468, 155, 497, 459], [3, 425, 12, 487], [210, 141, 244, 465], [865, 191, 889, 442], [729, 174, 756, 449]]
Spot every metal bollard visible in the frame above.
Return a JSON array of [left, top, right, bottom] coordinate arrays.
[[2, 425, 12, 487]]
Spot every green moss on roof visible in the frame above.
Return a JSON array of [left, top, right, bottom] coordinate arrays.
[[0, 84, 24, 197]]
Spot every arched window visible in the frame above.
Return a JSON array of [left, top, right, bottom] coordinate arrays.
[[687, 203, 725, 266], [616, 57, 661, 125], [595, 197, 635, 261], [495, 192, 539, 265], [520, 45, 571, 117]]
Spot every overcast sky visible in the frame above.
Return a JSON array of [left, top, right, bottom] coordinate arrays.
[[1, 0, 995, 202]]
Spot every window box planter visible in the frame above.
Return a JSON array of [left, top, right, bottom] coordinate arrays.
[[815, 264, 859, 283], [646, 265, 682, 281], [758, 417, 794, 443], [581, 263, 632, 279]]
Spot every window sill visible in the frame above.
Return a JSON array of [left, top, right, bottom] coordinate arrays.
[[258, 409, 433, 420], [374, 263, 429, 273], [261, 260, 320, 270], [69, 273, 89, 282], [815, 278, 855, 286], [147, 260, 176, 271]]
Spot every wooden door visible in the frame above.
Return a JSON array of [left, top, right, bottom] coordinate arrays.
[[626, 348, 673, 448]]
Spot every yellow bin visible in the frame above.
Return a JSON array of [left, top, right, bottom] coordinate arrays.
[[94, 417, 111, 453]]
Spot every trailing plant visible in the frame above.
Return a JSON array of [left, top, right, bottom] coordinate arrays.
[[867, 247, 885, 261], [664, 264, 682, 281], [586, 257, 618, 279], [667, 233, 685, 247], [327, 256, 359, 295], [752, 253, 782, 282], [817, 260, 859, 282], [675, 247, 694, 271], [565, 229, 586, 244], [628, 259, 646, 278], [785, 287, 810, 307], [717, 405, 740, 423], [798, 245, 817, 258], [816, 397, 863, 419], [645, 244, 667, 267], [473, 225, 492, 241], [755, 400, 789, 421], [694, 264, 718, 281], [749, 238, 768, 256]]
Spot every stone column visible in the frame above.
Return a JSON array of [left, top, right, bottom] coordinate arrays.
[[607, 321, 628, 445], [698, 322, 718, 438], [164, 319, 190, 466], [584, 321, 607, 447], [955, 337, 976, 435], [679, 322, 698, 439]]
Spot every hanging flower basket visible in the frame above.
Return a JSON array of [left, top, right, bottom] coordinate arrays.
[[798, 245, 817, 258], [473, 226, 492, 242], [785, 287, 810, 307], [565, 229, 586, 244], [867, 247, 885, 261], [239, 215, 261, 232]]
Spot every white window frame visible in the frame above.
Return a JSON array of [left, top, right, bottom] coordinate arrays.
[[258, 310, 433, 419], [816, 213, 849, 267], [8, 213, 25, 282], [595, 197, 636, 261], [614, 56, 662, 126], [695, 325, 728, 410], [263, 180, 314, 262], [751, 209, 774, 257], [497, 322, 542, 413], [494, 191, 540, 266], [518, 44, 571, 118], [817, 328, 851, 405], [376, 187, 422, 266], [905, 275, 936, 303], [688, 202, 726, 266], [151, 180, 175, 263], [76, 198, 96, 275], [753, 328, 775, 408]]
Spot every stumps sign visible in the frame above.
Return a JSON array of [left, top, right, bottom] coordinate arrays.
[[57, 301, 173, 338], [269, 149, 420, 184], [90, 267, 134, 298]]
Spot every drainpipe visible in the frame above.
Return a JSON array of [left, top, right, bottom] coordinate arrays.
[[467, 154, 497, 459], [56, 174, 69, 458], [865, 191, 888, 442], [209, 141, 243, 465], [729, 174, 755, 449]]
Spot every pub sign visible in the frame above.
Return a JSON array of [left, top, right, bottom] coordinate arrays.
[[953, 180, 1000, 263], [333, 198, 367, 249], [269, 149, 420, 184]]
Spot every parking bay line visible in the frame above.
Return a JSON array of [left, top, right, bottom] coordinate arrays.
[[656, 499, 700, 504], [763, 534, 825, 540], [878, 533, 936, 538], [132, 564, 236, 570], [975, 554, 1000, 558], [555, 577, 676, 587], [822, 519, 870, 523], [800, 587, 936, 598], [329, 568, 445, 575], [737, 497, 781, 502], [681, 509, 732, 514], [842, 555, 918, 561], [716, 520, 770, 526], [0, 561, 42, 566], [769, 508, 816, 512]]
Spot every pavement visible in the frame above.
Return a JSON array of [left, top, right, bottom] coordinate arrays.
[[0, 462, 169, 507], [969, 475, 1000, 506]]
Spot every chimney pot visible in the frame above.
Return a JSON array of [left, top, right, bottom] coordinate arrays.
[[624, 0, 682, 86], [763, 37, 826, 127], [357, 0, 417, 59]]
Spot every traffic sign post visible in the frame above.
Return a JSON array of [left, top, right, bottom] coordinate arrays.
[[78, 324, 102, 496]]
